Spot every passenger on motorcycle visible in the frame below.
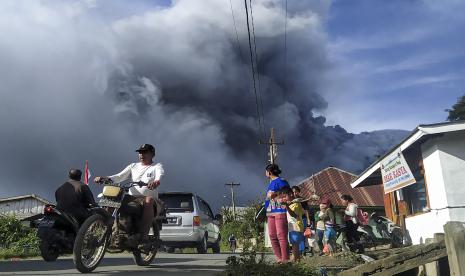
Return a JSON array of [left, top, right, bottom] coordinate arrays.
[[55, 169, 97, 224], [94, 144, 164, 242]]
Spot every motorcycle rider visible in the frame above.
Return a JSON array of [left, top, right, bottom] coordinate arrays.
[[55, 169, 97, 224], [228, 234, 237, 252], [94, 144, 164, 242]]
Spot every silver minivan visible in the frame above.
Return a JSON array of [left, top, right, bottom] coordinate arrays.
[[159, 192, 221, 253]]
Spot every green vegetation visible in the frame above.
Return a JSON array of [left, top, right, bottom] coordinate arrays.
[[222, 249, 321, 276], [219, 203, 320, 275], [219, 202, 365, 275], [446, 93, 465, 121], [0, 216, 40, 259], [219, 201, 265, 253]]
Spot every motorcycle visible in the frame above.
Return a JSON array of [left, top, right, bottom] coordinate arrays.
[[32, 204, 81, 261], [336, 213, 404, 253], [370, 212, 404, 248], [72, 180, 161, 273], [335, 224, 371, 253]]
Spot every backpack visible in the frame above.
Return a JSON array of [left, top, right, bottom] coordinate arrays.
[[356, 208, 369, 225]]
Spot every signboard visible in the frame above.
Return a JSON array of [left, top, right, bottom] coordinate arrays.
[[381, 151, 416, 194]]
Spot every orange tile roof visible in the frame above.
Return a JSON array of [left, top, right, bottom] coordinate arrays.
[[297, 167, 384, 207]]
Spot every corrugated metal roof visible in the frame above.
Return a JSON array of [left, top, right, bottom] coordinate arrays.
[[297, 167, 384, 207], [0, 194, 51, 205], [0, 194, 50, 220]]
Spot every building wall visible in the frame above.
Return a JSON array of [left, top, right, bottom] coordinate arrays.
[[437, 131, 465, 222], [405, 209, 450, 245], [406, 131, 465, 244], [421, 141, 448, 210]]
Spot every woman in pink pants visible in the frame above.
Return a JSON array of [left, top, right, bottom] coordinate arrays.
[[264, 164, 290, 263]]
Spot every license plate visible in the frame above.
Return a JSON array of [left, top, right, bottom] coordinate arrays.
[[166, 217, 177, 224], [99, 198, 121, 208], [38, 219, 54, 227]]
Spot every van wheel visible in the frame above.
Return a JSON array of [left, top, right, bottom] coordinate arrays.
[[211, 234, 221, 253], [196, 234, 208, 254]]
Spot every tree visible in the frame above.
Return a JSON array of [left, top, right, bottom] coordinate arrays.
[[446, 94, 465, 121]]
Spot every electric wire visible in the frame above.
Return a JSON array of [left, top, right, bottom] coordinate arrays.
[[244, 0, 265, 141], [229, 0, 263, 144], [248, 0, 266, 138], [228, 0, 245, 62], [282, 0, 288, 139]]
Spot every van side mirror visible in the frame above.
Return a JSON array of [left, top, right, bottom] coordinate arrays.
[[214, 214, 222, 221]]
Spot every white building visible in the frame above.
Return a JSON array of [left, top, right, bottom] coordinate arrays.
[[0, 194, 50, 221], [352, 121, 465, 245]]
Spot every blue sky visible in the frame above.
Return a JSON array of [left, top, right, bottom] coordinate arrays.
[[322, 0, 465, 133]]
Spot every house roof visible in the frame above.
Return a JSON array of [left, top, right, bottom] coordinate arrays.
[[0, 194, 51, 220], [0, 194, 51, 205], [352, 120, 465, 188], [297, 167, 384, 207]]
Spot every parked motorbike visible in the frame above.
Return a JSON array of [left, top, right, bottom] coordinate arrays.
[[32, 204, 81, 261], [335, 224, 371, 253], [336, 213, 404, 253], [370, 212, 404, 248], [72, 180, 161, 273]]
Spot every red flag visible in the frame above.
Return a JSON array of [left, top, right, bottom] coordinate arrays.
[[84, 160, 91, 185]]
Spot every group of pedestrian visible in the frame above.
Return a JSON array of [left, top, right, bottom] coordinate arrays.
[[264, 164, 362, 263]]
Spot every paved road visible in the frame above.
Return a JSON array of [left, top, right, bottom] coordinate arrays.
[[0, 253, 234, 275]]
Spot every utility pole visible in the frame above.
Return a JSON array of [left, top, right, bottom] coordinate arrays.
[[225, 182, 240, 219], [260, 127, 284, 164]]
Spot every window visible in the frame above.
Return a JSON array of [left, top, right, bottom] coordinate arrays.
[[198, 197, 213, 218], [401, 159, 429, 215], [159, 193, 194, 212]]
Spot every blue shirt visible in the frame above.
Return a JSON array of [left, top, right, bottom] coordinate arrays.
[[265, 177, 289, 215]]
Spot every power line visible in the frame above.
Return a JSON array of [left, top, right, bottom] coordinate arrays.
[[229, 0, 264, 146], [248, 0, 266, 138], [281, 0, 288, 139], [228, 0, 245, 62], [244, 0, 265, 141]]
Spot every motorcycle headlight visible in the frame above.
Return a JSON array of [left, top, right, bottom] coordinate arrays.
[[102, 186, 121, 197]]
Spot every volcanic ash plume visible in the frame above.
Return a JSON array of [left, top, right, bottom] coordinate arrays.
[[0, 0, 407, 208]]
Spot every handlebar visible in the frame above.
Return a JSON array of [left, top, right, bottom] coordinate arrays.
[[124, 181, 147, 188], [96, 178, 147, 188]]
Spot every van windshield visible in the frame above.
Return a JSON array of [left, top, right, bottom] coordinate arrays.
[[159, 194, 194, 212]]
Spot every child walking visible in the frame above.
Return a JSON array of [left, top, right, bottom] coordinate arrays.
[[320, 198, 337, 256], [281, 186, 304, 262]]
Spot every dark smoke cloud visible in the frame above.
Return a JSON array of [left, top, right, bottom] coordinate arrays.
[[0, 0, 407, 210]]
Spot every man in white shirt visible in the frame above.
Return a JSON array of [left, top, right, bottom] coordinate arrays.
[[94, 143, 164, 241]]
